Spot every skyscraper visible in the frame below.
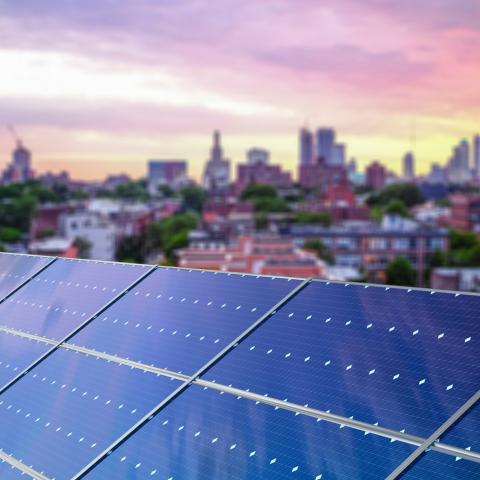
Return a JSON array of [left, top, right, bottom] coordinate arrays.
[[447, 139, 471, 184], [403, 151, 415, 181], [332, 143, 346, 166], [316, 128, 335, 164], [299, 128, 313, 165], [474, 134, 480, 179], [247, 148, 269, 165], [202, 130, 231, 191], [459, 139, 470, 171]]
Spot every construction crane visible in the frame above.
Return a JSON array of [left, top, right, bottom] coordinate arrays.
[[6, 124, 22, 147]]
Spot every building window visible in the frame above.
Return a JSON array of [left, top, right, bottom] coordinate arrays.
[[369, 238, 387, 250], [336, 237, 357, 250], [393, 238, 409, 251], [429, 238, 445, 250]]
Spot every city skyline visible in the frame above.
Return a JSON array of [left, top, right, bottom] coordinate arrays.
[[0, 0, 479, 180]]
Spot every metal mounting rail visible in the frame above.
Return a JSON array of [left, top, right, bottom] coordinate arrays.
[[1, 325, 479, 465], [386, 390, 480, 479], [0, 450, 49, 480]]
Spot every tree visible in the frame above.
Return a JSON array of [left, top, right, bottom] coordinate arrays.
[[253, 196, 290, 213], [384, 199, 409, 218], [386, 257, 416, 286], [293, 211, 332, 226], [179, 186, 207, 213], [0, 227, 22, 243], [113, 181, 149, 201], [116, 235, 146, 263], [304, 239, 335, 265], [146, 212, 199, 263], [367, 183, 423, 209], [240, 184, 278, 200], [73, 237, 92, 259], [157, 184, 176, 198]]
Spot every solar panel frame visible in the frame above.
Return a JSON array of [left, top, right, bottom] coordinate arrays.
[[1, 257, 478, 479]]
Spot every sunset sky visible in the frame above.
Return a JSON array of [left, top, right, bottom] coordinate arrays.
[[0, 0, 479, 180]]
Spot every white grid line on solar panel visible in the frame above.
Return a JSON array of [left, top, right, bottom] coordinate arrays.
[[387, 391, 480, 479], [0, 265, 157, 395], [1, 325, 478, 464]]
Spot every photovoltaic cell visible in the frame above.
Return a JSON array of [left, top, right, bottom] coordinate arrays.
[[0, 460, 26, 480], [203, 281, 480, 438], [0, 259, 149, 340], [0, 348, 181, 479], [437, 402, 480, 452], [400, 451, 480, 479], [85, 385, 416, 480], [0, 253, 52, 300], [0, 330, 51, 388], [70, 269, 301, 374]]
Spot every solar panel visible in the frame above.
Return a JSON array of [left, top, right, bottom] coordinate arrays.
[[69, 269, 301, 374], [0, 258, 150, 340], [0, 253, 53, 300], [400, 450, 480, 479], [203, 281, 480, 439], [0, 460, 27, 480], [0, 256, 478, 479], [83, 384, 417, 480], [0, 330, 51, 387], [0, 348, 182, 479]]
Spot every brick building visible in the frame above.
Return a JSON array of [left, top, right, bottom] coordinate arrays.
[[177, 235, 325, 277], [286, 219, 449, 286], [366, 161, 386, 190], [450, 194, 480, 233]]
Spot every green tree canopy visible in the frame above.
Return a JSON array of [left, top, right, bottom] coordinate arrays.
[[304, 239, 335, 265], [293, 211, 332, 226], [0, 227, 22, 243], [386, 256, 416, 286], [384, 199, 409, 218], [367, 183, 424, 209], [240, 184, 278, 200], [179, 185, 207, 213], [73, 236, 92, 259]]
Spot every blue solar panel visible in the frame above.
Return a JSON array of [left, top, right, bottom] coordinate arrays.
[[0, 253, 52, 300], [85, 384, 416, 480], [0, 331, 51, 387], [0, 460, 26, 480], [438, 402, 480, 452], [69, 269, 301, 374], [400, 451, 480, 479], [0, 348, 181, 479], [203, 281, 480, 438], [0, 259, 149, 340]]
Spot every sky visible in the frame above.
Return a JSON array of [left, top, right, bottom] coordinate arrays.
[[0, 0, 479, 181]]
